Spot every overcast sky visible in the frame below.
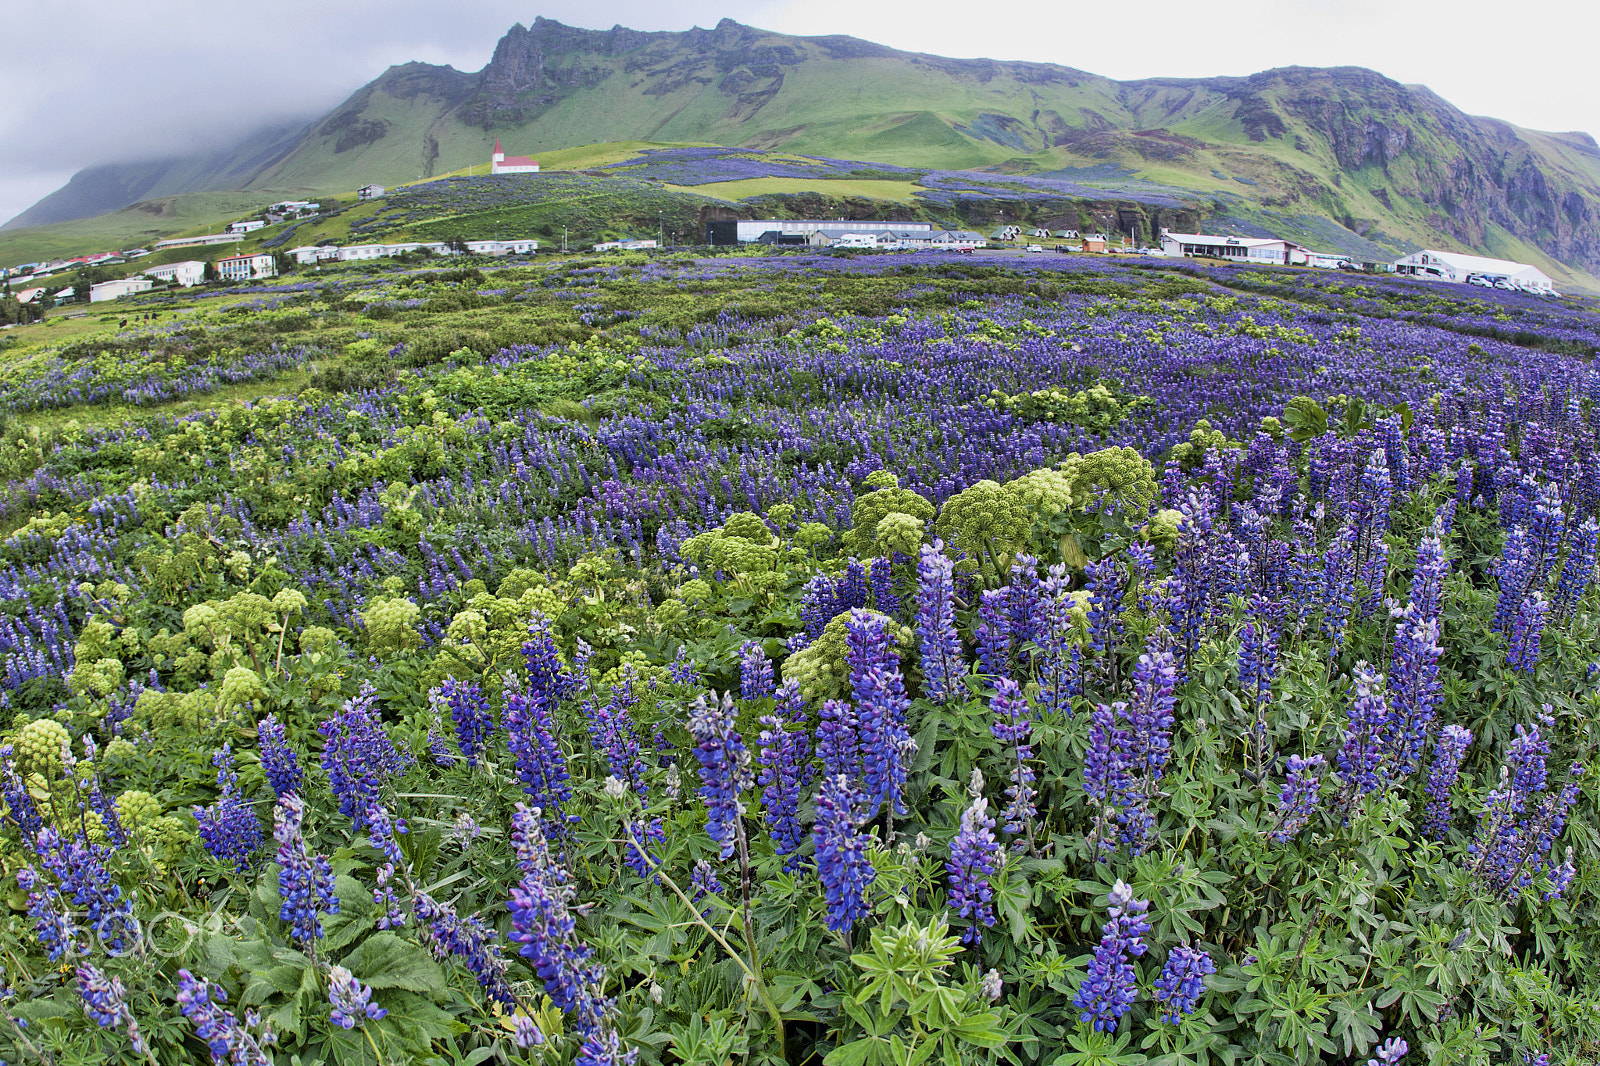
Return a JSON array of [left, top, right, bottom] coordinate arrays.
[[3, 0, 1593, 225]]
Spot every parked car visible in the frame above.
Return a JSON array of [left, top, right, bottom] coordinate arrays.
[[1493, 278, 1516, 290], [1025, 244, 1044, 253], [1337, 261, 1359, 272], [1467, 275, 1494, 287]]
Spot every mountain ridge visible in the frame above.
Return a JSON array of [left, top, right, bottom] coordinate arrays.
[[10, 17, 1600, 279]]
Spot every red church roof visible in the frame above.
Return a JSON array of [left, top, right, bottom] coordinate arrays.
[[493, 138, 502, 154], [500, 155, 538, 167]]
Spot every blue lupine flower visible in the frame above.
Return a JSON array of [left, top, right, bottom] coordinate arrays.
[[1152, 943, 1215, 1024], [813, 774, 876, 936], [415, 891, 517, 1009], [319, 683, 412, 830], [689, 859, 724, 916], [585, 675, 648, 796], [76, 963, 147, 1054], [1072, 880, 1150, 1032], [257, 713, 303, 798], [847, 609, 913, 819], [738, 640, 774, 701], [1336, 664, 1391, 797], [990, 677, 1036, 841], [1364, 1037, 1408, 1066], [328, 965, 387, 1028], [1271, 754, 1325, 843], [194, 746, 263, 871], [1506, 594, 1549, 673], [273, 793, 338, 944], [1420, 725, 1472, 840], [1034, 563, 1081, 717], [623, 815, 665, 879], [433, 678, 495, 767], [1555, 516, 1599, 619], [688, 691, 752, 860], [175, 969, 272, 1066], [757, 681, 814, 869], [817, 698, 861, 782], [505, 676, 574, 826], [945, 796, 1001, 943], [506, 804, 609, 1036], [915, 541, 964, 702]]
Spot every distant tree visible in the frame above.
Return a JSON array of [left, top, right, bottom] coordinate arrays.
[[273, 252, 292, 276], [203, 261, 219, 283]]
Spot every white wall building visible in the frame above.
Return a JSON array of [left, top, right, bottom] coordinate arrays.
[[268, 201, 319, 216], [140, 260, 206, 287], [1159, 230, 1310, 266], [154, 233, 243, 250], [734, 219, 934, 243], [1392, 249, 1556, 292], [358, 185, 386, 200], [227, 220, 266, 234], [490, 139, 540, 175], [215, 253, 277, 281], [289, 246, 341, 265], [464, 239, 536, 255], [89, 278, 155, 302]]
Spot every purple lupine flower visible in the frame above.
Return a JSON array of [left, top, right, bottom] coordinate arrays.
[[76, 963, 147, 1054], [1083, 556, 1126, 665], [1271, 754, 1325, 843], [688, 691, 752, 860], [1409, 529, 1449, 622], [1506, 594, 1549, 673], [523, 613, 578, 699], [257, 713, 302, 798], [817, 698, 860, 781], [623, 815, 665, 879], [575, 1028, 640, 1066], [738, 640, 774, 701], [1387, 609, 1443, 779], [945, 796, 1001, 943], [847, 609, 913, 818], [273, 793, 338, 944], [668, 646, 699, 685], [757, 681, 814, 869], [1554, 516, 1598, 619], [328, 965, 387, 1028], [989, 677, 1036, 842], [1420, 725, 1472, 840], [1152, 943, 1215, 1024], [915, 541, 964, 702], [194, 745, 263, 871], [434, 678, 495, 767], [870, 556, 901, 617], [1318, 524, 1357, 653], [1035, 563, 1081, 717], [585, 676, 648, 796], [1072, 879, 1151, 1032], [506, 804, 609, 1036], [1336, 664, 1391, 797], [1493, 527, 1536, 636], [414, 891, 517, 1009], [812, 774, 876, 937], [1469, 721, 1584, 899], [504, 677, 574, 826], [319, 683, 412, 830], [1546, 846, 1577, 900], [689, 859, 724, 916], [513, 1012, 545, 1048], [974, 587, 1012, 678], [1237, 617, 1277, 708], [373, 863, 405, 929], [174, 969, 272, 1066], [1364, 1037, 1408, 1066], [1084, 642, 1176, 855]]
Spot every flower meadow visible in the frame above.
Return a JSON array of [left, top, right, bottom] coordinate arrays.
[[2, 249, 1600, 1065]]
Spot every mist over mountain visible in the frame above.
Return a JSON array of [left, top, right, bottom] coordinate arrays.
[[11, 16, 1600, 277]]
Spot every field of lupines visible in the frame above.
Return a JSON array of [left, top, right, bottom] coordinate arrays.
[[1, 248, 1599, 1066]]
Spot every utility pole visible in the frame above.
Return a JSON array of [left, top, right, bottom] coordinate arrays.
[[659, 212, 664, 247], [562, 227, 567, 253]]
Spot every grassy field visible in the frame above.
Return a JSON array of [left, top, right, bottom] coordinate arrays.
[[0, 192, 291, 266]]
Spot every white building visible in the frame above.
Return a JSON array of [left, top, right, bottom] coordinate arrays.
[[1159, 230, 1310, 266], [215, 253, 277, 281], [268, 201, 319, 217], [289, 246, 341, 265], [89, 278, 155, 302], [1392, 249, 1556, 293], [490, 139, 540, 175], [1308, 252, 1352, 270], [227, 220, 266, 234], [593, 239, 657, 251], [358, 185, 386, 200], [14, 288, 44, 304], [464, 239, 536, 255], [140, 260, 206, 287], [735, 219, 934, 243], [154, 233, 243, 250]]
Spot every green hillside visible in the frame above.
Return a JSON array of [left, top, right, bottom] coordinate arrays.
[[12, 17, 1600, 281]]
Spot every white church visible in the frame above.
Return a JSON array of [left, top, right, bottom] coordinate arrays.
[[490, 139, 540, 175]]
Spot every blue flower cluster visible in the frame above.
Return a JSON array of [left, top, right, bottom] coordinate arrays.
[[813, 774, 876, 936], [434, 678, 495, 767], [688, 690, 752, 860], [757, 681, 814, 869], [846, 609, 912, 819], [273, 793, 339, 944], [1072, 880, 1151, 1032], [945, 796, 1001, 943], [319, 683, 412, 830], [1152, 943, 1215, 1024], [328, 965, 387, 1028], [257, 713, 303, 798], [194, 744, 263, 871]]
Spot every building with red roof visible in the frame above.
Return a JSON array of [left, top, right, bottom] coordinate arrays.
[[490, 139, 540, 175]]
